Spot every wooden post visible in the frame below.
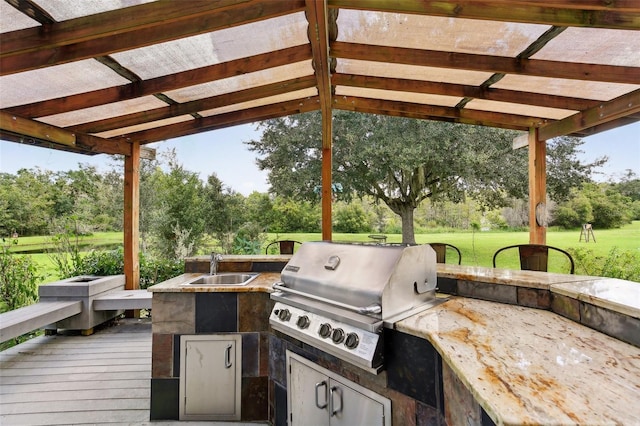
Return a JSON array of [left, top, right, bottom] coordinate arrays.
[[124, 142, 140, 299], [528, 128, 547, 244], [321, 146, 332, 241]]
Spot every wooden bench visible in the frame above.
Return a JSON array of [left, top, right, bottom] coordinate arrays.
[[0, 300, 82, 343], [93, 290, 152, 311]]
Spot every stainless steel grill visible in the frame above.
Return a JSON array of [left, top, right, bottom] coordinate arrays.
[[269, 241, 444, 373]]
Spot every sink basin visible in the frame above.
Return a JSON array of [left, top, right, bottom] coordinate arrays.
[[184, 273, 260, 286]]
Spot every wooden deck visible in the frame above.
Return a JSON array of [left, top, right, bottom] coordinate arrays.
[[0, 318, 264, 425]]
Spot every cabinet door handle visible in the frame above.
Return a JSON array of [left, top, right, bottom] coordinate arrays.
[[224, 344, 232, 368], [329, 386, 342, 417], [314, 381, 327, 409]]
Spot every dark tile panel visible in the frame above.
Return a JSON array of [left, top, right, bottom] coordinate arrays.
[[172, 334, 181, 378], [580, 302, 640, 347], [517, 287, 551, 309], [151, 333, 173, 378], [437, 277, 457, 295], [274, 380, 288, 426], [482, 407, 497, 426], [239, 292, 272, 332], [195, 292, 238, 333], [150, 378, 179, 420], [242, 332, 259, 377], [252, 261, 288, 272], [260, 332, 270, 376], [241, 376, 269, 421], [385, 330, 442, 407], [551, 293, 581, 322], [269, 333, 287, 386], [458, 281, 517, 304]]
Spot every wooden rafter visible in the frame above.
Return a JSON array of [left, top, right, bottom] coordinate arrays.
[[539, 89, 640, 140], [329, 0, 640, 30], [111, 96, 320, 144], [5, 45, 312, 118], [70, 75, 317, 134], [1, 0, 306, 75], [333, 96, 545, 130], [332, 74, 599, 111], [331, 42, 640, 85]]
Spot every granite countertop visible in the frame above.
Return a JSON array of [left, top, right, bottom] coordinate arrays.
[[147, 272, 280, 293], [438, 264, 640, 318], [396, 297, 640, 425]]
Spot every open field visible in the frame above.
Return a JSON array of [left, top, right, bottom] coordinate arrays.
[[15, 221, 640, 284]]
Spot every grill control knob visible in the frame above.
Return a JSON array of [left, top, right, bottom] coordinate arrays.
[[345, 332, 360, 350], [318, 323, 332, 338], [278, 309, 291, 321], [296, 315, 310, 329], [331, 328, 345, 344]]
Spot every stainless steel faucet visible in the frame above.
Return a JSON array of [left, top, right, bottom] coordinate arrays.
[[210, 252, 223, 275]]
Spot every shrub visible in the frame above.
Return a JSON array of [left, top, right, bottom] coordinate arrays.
[[0, 241, 41, 313], [64, 248, 183, 289], [568, 247, 640, 282], [333, 203, 372, 233]]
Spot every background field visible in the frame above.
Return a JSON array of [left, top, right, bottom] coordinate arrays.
[[11, 221, 639, 284]]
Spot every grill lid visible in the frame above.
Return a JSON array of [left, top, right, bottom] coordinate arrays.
[[276, 242, 438, 323]]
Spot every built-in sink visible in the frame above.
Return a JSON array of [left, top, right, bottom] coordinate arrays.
[[183, 273, 260, 286]]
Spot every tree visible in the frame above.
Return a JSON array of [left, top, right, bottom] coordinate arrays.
[[249, 112, 603, 244]]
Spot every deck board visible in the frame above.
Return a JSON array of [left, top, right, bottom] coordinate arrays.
[[0, 318, 266, 426]]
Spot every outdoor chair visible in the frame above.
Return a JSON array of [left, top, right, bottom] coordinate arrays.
[[427, 243, 462, 265], [492, 244, 575, 274], [265, 240, 302, 255]]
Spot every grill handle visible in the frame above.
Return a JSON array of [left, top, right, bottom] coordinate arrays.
[[272, 283, 382, 315]]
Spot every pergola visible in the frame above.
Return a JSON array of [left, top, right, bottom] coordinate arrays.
[[1, 0, 639, 290]]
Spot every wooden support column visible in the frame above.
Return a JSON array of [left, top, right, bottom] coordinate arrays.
[[528, 128, 546, 244], [321, 144, 332, 241], [124, 142, 140, 296]]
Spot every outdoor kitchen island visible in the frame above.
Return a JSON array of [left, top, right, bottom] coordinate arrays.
[[148, 253, 640, 425]]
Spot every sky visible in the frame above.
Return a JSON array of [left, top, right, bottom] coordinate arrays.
[[1, 121, 639, 195]]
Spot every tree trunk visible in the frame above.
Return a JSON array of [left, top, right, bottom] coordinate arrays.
[[398, 205, 416, 245]]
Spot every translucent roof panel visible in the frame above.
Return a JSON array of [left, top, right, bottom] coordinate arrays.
[[466, 99, 576, 120], [95, 115, 193, 139], [32, 0, 156, 21], [335, 86, 462, 107], [336, 59, 493, 85], [532, 28, 640, 66], [336, 10, 551, 57], [165, 61, 314, 103], [37, 96, 168, 128], [111, 12, 309, 80], [492, 75, 640, 102], [0, 60, 130, 109], [200, 88, 318, 117], [0, 1, 40, 32]]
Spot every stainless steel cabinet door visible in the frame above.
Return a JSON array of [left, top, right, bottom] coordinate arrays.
[[289, 356, 330, 426], [179, 335, 241, 421], [329, 378, 386, 426], [287, 351, 391, 426]]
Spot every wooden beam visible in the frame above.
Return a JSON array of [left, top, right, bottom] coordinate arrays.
[[333, 96, 543, 130], [1, 0, 305, 75], [0, 111, 75, 147], [329, 0, 640, 30], [306, 0, 333, 241], [70, 75, 316, 133], [6, 45, 312, 118], [333, 73, 599, 111], [528, 128, 546, 244], [331, 42, 640, 85], [124, 142, 141, 295], [538, 89, 640, 140], [140, 147, 156, 161], [112, 96, 320, 144]]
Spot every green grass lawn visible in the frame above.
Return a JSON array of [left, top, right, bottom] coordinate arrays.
[[18, 222, 640, 284], [269, 221, 640, 273]]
